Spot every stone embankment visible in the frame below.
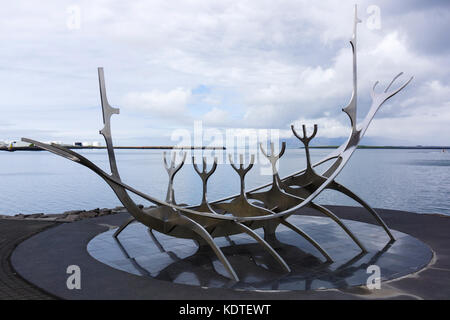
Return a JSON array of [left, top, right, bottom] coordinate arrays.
[[0, 206, 131, 222]]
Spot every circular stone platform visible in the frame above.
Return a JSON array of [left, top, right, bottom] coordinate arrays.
[[11, 207, 439, 300], [87, 216, 431, 291]]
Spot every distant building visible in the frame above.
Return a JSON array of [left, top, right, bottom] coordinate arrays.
[[73, 141, 101, 147], [7, 140, 31, 148]]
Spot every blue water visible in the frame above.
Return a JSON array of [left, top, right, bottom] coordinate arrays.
[[0, 148, 449, 215]]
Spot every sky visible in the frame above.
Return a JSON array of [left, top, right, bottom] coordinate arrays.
[[0, 0, 449, 146]]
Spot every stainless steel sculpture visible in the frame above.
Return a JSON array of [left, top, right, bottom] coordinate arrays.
[[22, 7, 412, 282]]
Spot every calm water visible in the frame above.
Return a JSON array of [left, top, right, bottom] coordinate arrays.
[[0, 148, 449, 216]]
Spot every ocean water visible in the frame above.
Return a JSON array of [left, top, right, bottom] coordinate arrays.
[[0, 148, 449, 216]]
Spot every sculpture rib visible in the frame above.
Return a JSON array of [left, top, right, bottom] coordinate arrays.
[[234, 222, 291, 273], [177, 215, 239, 282], [327, 181, 395, 241], [279, 218, 333, 262], [308, 202, 367, 252], [113, 217, 135, 238]]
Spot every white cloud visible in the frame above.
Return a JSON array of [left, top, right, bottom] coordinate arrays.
[[0, 1, 448, 145], [367, 104, 450, 145], [202, 107, 230, 126], [123, 87, 191, 118], [292, 117, 351, 138]]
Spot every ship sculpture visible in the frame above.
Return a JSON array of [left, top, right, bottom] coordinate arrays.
[[23, 7, 412, 281]]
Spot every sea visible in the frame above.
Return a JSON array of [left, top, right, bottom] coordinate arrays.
[[0, 148, 449, 216]]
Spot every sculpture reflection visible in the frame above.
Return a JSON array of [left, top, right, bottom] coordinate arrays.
[[106, 218, 401, 291]]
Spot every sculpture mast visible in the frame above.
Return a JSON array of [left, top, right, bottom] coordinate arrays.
[[98, 67, 121, 179], [342, 4, 361, 132]]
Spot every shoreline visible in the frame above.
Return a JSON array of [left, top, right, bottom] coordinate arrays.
[[2, 145, 450, 152], [0, 145, 226, 152], [1, 205, 449, 223], [0, 206, 130, 222], [308, 145, 450, 149]]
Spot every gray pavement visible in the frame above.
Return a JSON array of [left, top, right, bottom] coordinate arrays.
[[0, 219, 57, 300]]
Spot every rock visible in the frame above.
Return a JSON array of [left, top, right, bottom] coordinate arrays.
[[79, 211, 98, 219], [6, 206, 132, 223], [41, 214, 66, 219], [39, 217, 58, 221], [98, 209, 112, 216], [24, 213, 45, 219], [111, 208, 126, 214], [57, 214, 81, 222], [63, 210, 85, 216]]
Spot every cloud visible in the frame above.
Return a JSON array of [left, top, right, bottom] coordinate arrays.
[[122, 87, 191, 118], [292, 117, 351, 138], [202, 107, 230, 126], [0, 1, 448, 146]]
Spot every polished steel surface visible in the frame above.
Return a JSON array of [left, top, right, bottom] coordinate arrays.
[[22, 6, 412, 282], [87, 215, 431, 291]]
